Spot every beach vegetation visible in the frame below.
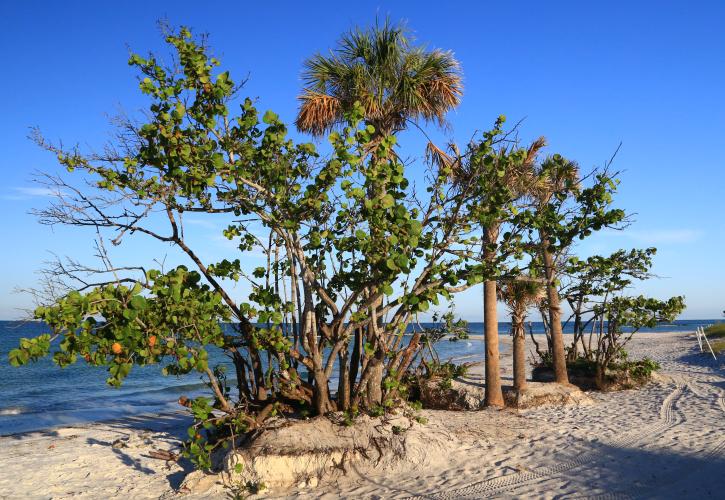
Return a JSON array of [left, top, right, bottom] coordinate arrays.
[[497, 276, 545, 391], [295, 17, 462, 139], [535, 354, 662, 390], [445, 122, 546, 406], [709, 340, 725, 354], [704, 323, 725, 339], [7, 24, 492, 469], [6, 20, 686, 476], [703, 323, 725, 354], [524, 154, 628, 385], [533, 294, 684, 390], [528, 243, 685, 390], [562, 248, 658, 359]]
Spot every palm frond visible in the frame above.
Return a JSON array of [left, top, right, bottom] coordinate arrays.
[[497, 276, 546, 317], [296, 19, 462, 136], [426, 141, 454, 170], [525, 136, 547, 167], [295, 91, 342, 136]]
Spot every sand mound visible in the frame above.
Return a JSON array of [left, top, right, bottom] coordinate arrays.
[[178, 410, 464, 495], [418, 377, 486, 410], [504, 382, 594, 409]]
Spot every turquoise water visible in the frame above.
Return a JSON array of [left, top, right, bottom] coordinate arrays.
[[0, 319, 716, 435]]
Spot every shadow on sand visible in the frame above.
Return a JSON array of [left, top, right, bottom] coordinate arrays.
[[348, 434, 725, 499], [3, 411, 194, 489]]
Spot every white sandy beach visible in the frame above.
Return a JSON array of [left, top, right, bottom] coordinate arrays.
[[1, 331, 723, 499]]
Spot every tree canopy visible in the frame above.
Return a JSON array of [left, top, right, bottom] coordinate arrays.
[[296, 19, 462, 137]]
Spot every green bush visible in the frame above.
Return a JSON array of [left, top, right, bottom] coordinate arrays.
[[424, 360, 469, 381], [533, 354, 661, 390], [625, 358, 661, 380], [710, 339, 725, 354], [704, 323, 725, 339], [403, 360, 470, 404]]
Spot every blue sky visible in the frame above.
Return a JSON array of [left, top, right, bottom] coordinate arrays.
[[0, 1, 723, 320]]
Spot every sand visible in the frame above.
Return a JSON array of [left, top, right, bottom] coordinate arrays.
[[0, 331, 723, 499]]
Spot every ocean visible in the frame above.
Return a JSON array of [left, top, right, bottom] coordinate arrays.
[[0, 319, 717, 435]]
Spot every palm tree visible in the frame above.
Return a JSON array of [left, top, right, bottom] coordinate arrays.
[[528, 155, 580, 385], [451, 135, 546, 406], [296, 19, 462, 140], [498, 277, 545, 391]]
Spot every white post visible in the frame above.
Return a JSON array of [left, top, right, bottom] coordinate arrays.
[[696, 327, 703, 351]]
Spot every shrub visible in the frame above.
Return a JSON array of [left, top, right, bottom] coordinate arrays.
[[704, 323, 725, 339], [624, 357, 661, 380], [709, 339, 725, 354]]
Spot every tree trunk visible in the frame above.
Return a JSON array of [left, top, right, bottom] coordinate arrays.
[[365, 354, 384, 407], [529, 321, 543, 358], [349, 327, 362, 387], [365, 293, 385, 407], [570, 305, 582, 362], [337, 349, 350, 410], [484, 279, 504, 406], [312, 369, 333, 414], [595, 364, 606, 390], [230, 349, 251, 401], [512, 315, 527, 391], [541, 243, 569, 385]]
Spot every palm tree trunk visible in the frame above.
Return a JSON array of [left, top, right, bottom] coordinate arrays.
[[541, 241, 569, 385], [512, 313, 527, 391], [484, 280, 504, 406], [483, 226, 504, 407]]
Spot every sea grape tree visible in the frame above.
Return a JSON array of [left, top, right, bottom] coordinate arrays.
[[6, 22, 680, 472], [590, 294, 685, 386], [562, 248, 657, 359], [9, 27, 489, 468], [559, 248, 685, 387]]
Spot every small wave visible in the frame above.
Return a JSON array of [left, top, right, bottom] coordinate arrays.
[[0, 407, 25, 416]]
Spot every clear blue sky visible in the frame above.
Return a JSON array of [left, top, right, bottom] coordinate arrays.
[[0, 1, 723, 320]]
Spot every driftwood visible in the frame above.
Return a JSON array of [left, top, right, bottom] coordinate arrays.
[[148, 450, 179, 462]]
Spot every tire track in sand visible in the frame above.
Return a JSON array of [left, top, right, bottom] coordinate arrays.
[[587, 435, 725, 500], [423, 381, 687, 500]]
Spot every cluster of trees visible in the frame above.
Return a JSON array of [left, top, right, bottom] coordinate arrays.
[[9, 22, 684, 468]]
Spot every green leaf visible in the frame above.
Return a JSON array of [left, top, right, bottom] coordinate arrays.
[[263, 110, 278, 124], [395, 254, 409, 269], [363, 342, 375, 356], [381, 194, 395, 209], [173, 102, 186, 118], [8, 348, 28, 367], [129, 295, 147, 311]]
